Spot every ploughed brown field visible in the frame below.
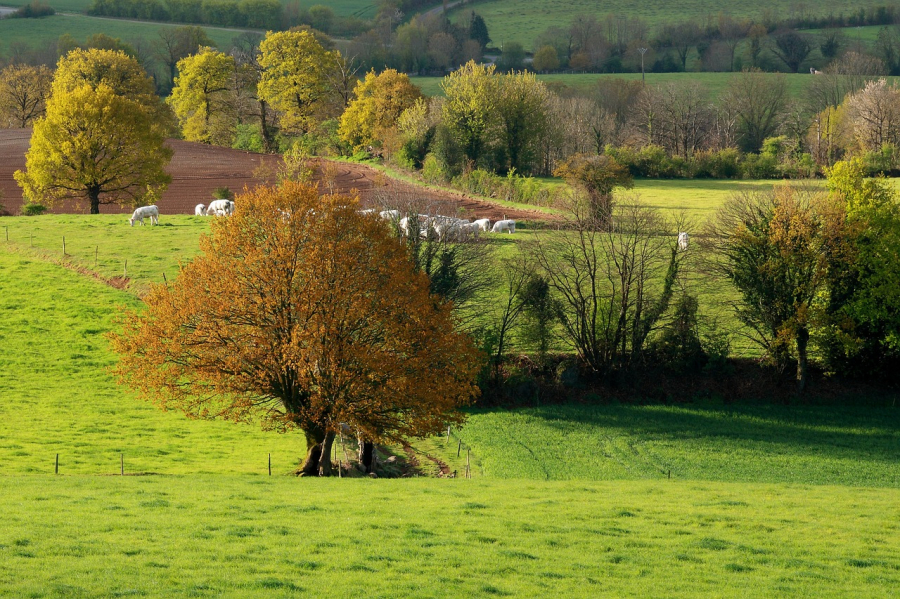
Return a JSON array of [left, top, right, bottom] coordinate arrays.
[[0, 129, 547, 222]]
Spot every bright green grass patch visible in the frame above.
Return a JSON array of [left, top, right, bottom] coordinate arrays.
[[0, 14, 241, 57], [449, 405, 900, 486], [1, 476, 898, 597], [447, 0, 892, 50], [0, 248, 305, 475], [1, 214, 211, 294]]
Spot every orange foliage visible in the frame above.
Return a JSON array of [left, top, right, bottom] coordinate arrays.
[[109, 182, 479, 469]]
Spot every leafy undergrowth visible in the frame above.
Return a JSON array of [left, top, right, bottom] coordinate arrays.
[[1, 476, 898, 598]]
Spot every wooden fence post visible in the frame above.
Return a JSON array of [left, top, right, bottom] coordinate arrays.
[[268, 453, 271, 476], [55, 453, 59, 475], [121, 453, 124, 476], [62, 236, 66, 255]]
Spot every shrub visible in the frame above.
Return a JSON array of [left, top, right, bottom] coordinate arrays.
[[741, 152, 779, 178], [647, 294, 706, 373], [422, 154, 449, 184], [691, 148, 742, 179], [232, 123, 266, 153], [21, 203, 47, 216], [11, 1, 55, 17], [212, 186, 233, 200]]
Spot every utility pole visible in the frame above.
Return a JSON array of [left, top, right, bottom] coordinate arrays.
[[638, 47, 647, 84]]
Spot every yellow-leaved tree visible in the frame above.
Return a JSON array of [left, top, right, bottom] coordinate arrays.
[[109, 182, 480, 476], [338, 69, 423, 153], [0, 64, 52, 128], [167, 47, 236, 145], [15, 49, 172, 214], [257, 30, 333, 134]]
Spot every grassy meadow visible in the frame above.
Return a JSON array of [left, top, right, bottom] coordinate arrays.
[[447, 0, 894, 50], [0, 0, 379, 16], [0, 14, 240, 58], [1, 201, 899, 595]]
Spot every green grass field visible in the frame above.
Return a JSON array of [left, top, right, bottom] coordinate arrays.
[[1, 203, 899, 595], [447, 0, 894, 50], [0, 0, 380, 17], [0, 14, 240, 58], [411, 71, 899, 100]]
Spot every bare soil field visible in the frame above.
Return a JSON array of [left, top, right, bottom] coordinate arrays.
[[0, 129, 549, 222]]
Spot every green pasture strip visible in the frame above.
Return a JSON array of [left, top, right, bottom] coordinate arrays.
[[446, 0, 892, 50], [0, 248, 305, 475], [0, 14, 239, 57], [411, 71, 859, 100], [0, 214, 211, 295], [1, 476, 898, 597], [449, 405, 900, 486]]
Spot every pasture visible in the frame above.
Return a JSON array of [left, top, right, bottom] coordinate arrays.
[[1, 198, 899, 595], [0, 13, 239, 58], [410, 71, 899, 100], [446, 0, 894, 50], [0, 0, 379, 17]]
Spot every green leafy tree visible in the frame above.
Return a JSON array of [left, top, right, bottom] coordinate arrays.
[[498, 71, 551, 174], [338, 69, 423, 153], [532, 45, 559, 71], [553, 153, 633, 226], [15, 84, 172, 214], [440, 61, 502, 167], [168, 47, 236, 145], [468, 12, 491, 49], [258, 29, 332, 134]]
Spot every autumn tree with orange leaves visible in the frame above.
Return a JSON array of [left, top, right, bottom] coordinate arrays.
[[109, 182, 480, 476]]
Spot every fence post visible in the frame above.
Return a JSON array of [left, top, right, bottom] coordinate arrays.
[[457, 439, 461, 458], [268, 453, 271, 476], [121, 453, 124, 476], [123, 259, 127, 277], [55, 453, 59, 475], [62, 236, 66, 256], [446, 425, 451, 443], [4, 226, 7, 242]]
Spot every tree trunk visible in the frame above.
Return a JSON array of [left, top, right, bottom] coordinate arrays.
[[318, 431, 335, 477], [88, 187, 101, 215], [298, 428, 326, 476], [359, 440, 375, 474], [259, 99, 274, 153], [796, 327, 809, 394]]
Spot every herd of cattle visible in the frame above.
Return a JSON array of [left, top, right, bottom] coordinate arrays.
[[129, 203, 517, 242]]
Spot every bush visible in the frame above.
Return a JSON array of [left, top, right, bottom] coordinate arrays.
[[21, 203, 47, 216], [232, 123, 266, 153], [212, 186, 233, 200], [10, 1, 55, 17], [691, 148, 742, 179], [605, 144, 686, 178], [422, 154, 449, 185], [741, 152, 779, 179], [647, 294, 706, 373]]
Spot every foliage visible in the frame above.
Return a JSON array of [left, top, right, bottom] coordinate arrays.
[[532, 45, 560, 71], [9, 0, 55, 17], [0, 64, 52, 129], [51, 48, 161, 114], [15, 83, 172, 214], [167, 47, 236, 145], [338, 69, 423, 153], [20, 202, 47, 216], [497, 71, 552, 174], [703, 187, 841, 391], [440, 61, 501, 168], [109, 182, 480, 476], [554, 153, 633, 224], [721, 69, 787, 153], [257, 30, 333, 134], [647, 293, 706, 373]]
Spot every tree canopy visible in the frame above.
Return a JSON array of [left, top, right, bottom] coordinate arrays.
[[338, 69, 423, 153], [168, 47, 236, 145], [110, 182, 480, 476]]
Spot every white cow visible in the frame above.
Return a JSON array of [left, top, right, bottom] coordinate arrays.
[[473, 218, 492, 232], [194, 204, 207, 216], [207, 199, 234, 216], [130, 205, 159, 226], [379, 209, 400, 220], [677, 232, 689, 251], [491, 219, 516, 233]]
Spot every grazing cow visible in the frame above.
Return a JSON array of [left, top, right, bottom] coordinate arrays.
[[195, 204, 207, 216], [130, 205, 159, 226], [491, 219, 516, 233], [379, 209, 400, 220], [207, 199, 233, 216], [473, 218, 492, 232], [677, 232, 689, 251]]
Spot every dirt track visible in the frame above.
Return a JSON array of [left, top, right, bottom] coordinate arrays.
[[0, 129, 551, 222]]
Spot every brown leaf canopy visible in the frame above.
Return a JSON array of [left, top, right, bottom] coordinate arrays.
[[109, 182, 480, 442]]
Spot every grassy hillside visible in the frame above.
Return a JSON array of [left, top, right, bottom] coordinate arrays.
[[1, 215, 899, 595], [2, 476, 898, 597], [0, 14, 239, 57], [447, 0, 893, 50]]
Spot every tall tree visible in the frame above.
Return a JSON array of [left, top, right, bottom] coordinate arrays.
[[498, 71, 551, 174], [153, 26, 216, 91], [0, 64, 52, 128], [771, 29, 811, 73], [721, 68, 787, 152], [440, 60, 501, 167], [468, 12, 491, 49], [168, 47, 236, 145], [14, 83, 172, 214], [258, 30, 332, 134], [109, 182, 480, 476], [338, 69, 423, 153]]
